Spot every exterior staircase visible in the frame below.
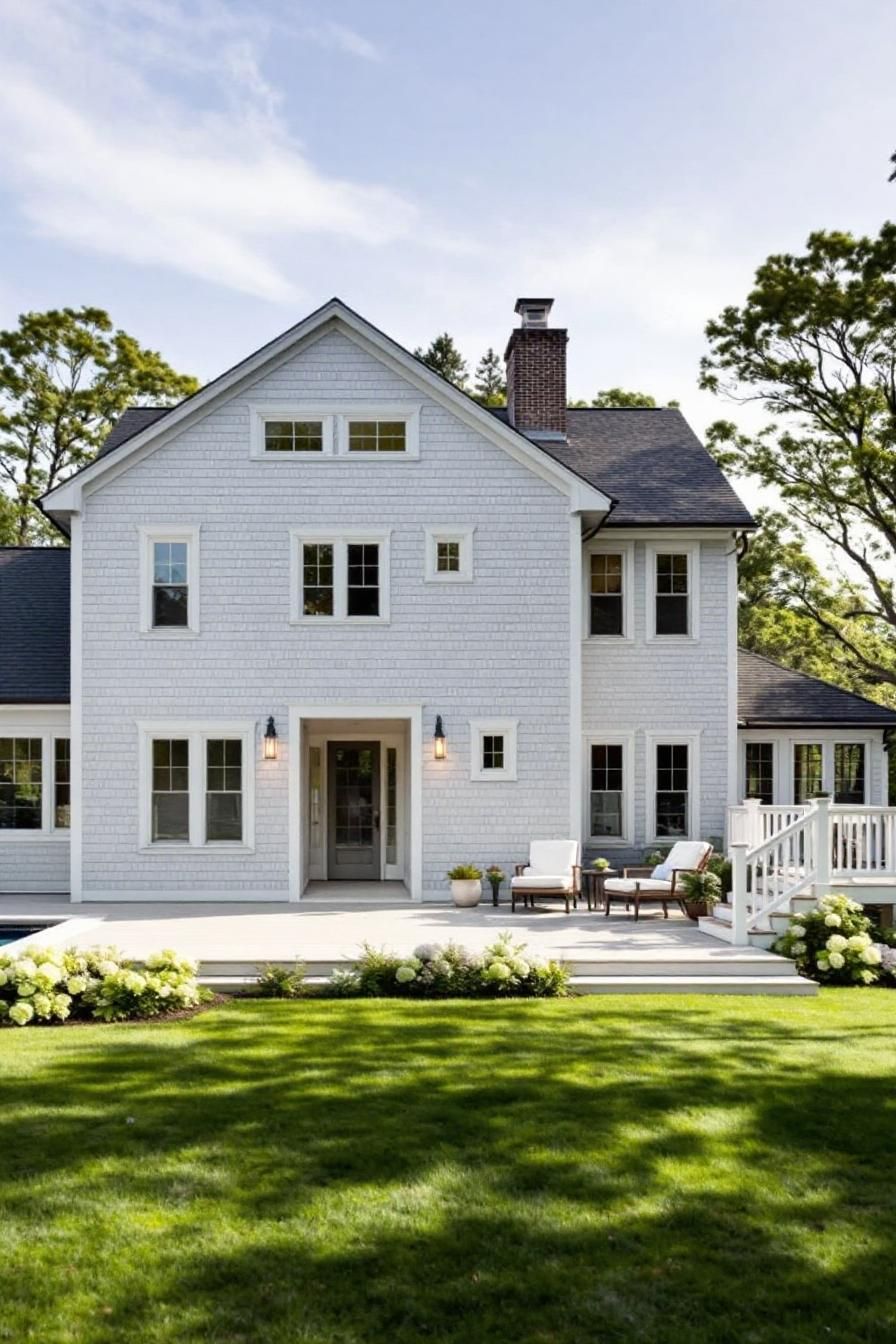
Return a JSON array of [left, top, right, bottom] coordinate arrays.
[[701, 797, 896, 951]]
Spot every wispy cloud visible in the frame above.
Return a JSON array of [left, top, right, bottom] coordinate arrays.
[[304, 19, 383, 62], [0, 0, 406, 300]]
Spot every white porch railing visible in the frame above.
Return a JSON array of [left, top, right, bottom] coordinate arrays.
[[728, 797, 896, 942]]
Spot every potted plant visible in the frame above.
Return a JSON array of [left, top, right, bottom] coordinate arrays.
[[678, 869, 722, 921], [447, 863, 483, 907], [485, 865, 505, 906], [591, 856, 610, 871]]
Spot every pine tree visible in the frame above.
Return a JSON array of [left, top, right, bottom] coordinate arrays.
[[413, 332, 468, 389], [473, 348, 506, 405]]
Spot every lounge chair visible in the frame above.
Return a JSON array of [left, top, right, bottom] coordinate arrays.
[[511, 840, 581, 914], [601, 841, 713, 920]]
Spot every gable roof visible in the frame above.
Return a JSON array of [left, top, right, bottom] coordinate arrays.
[[0, 548, 70, 703], [488, 407, 755, 528], [40, 299, 612, 522], [738, 649, 896, 728], [99, 406, 171, 456]]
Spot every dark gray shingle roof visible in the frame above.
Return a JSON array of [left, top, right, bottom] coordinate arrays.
[[0, 548, 70, 702], [738, 649, 896, 727], [98, 406, 173, 457], [556, 408, 754, 527]]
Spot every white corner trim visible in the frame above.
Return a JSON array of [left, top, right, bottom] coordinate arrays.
[[469, 718, 519, 782], [138, 525, 201, 635], [136, 719, 256, 851], [582, 537, 634, 641], [289, 529, 391, 624], [582, 730, 635, 846], [644, 730, 702, 843], [569, 517, 583, 839], [645, 540, 700, 643], [70, 512, 82, 899], [423, 525, 475, 582]]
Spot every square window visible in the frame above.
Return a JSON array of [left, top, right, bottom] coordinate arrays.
[[470, 720, 518, 781], [437, 541, 460, 573]]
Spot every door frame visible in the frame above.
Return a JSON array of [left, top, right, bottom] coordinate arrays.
[[289, 704, 423, 901]]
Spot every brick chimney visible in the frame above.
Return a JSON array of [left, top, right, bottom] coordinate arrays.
[[504, 298, 567, 437]]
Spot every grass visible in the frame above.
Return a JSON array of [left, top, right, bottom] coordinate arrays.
[[2, 993, 895, 1344]]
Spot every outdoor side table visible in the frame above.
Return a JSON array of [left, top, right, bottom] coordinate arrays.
[[583, 868, 617, 911]]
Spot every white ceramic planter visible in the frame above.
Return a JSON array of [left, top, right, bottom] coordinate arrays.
[[450, 878, 482, 908]]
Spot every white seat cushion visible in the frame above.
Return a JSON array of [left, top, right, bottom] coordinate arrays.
[[664, 840, 711, 870], [527, 840, 579, 876], [511, 873, 574, 891], [603, 878, 673, 895]]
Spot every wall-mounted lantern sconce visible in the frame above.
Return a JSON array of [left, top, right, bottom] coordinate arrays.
[[433, 714, 446, 760], [263, 716, 279, 761]]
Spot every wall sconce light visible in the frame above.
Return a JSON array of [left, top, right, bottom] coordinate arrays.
[[263, 715, 279, 760], [433, 714, 446, 760]]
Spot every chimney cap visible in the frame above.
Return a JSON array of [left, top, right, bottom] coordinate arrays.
[[514, 297, 554, 328]]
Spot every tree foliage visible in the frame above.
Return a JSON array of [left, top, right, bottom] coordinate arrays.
[[413, 332, 468, 390], [474, 348, 506, 405], [0, 307, 198, 544], [701, 225, 896, 691], [568, 388, 680, 408]]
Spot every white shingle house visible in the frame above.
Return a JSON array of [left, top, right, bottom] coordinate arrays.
[[1, 297, 893, 901]]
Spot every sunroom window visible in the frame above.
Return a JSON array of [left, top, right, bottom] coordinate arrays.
[[0, 737, 42, 831]]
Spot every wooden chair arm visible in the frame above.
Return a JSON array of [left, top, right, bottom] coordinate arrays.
[[514, 863, 527, 876], [572, 863, 581, 892]]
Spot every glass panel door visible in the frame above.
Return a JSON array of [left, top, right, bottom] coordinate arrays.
[[327, 742, 381, 880]]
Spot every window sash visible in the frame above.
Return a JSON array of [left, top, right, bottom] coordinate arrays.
[[745, 742, 774, 805], [346, 544, 380, 617], [296, 538, 385, 620], [0, 737, 43, 831], [54, 738, 71, 829], [206, 739, 243, 842], [590, 744, 624, 838], [437, 541, 460, 573], [654, 553, 689, 636], [834, 743, 866, 805], [655, 743, 689, 837], [151, 738, 190, 842], [589, 553, 624, 635], [303, 543, 334, 616], [793, 744, 823, 804], [347, 420, 407, 453], [264, 419, 324, 453], [482, 735, 504, 770], [152, 540, 189, 628]]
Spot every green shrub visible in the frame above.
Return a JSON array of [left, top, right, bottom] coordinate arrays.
[[327, 934, 570, 999], [678, 869, 722, 907], [253, 962, 306, 998], [706, 853, 732, 895], [0, 945, 204, 1026], [773, 894, 882, 986], [447, 864, 483, 880]]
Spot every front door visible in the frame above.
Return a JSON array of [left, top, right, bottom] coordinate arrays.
[[327, 742, 381, 880]]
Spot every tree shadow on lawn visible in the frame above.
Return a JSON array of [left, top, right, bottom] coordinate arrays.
[[1, 999, 895, 1343]]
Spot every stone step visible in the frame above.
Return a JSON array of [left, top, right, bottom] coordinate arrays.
[[697, 915, 776, 950]]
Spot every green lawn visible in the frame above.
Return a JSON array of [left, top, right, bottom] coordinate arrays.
[[2, 994, 895, 1344]]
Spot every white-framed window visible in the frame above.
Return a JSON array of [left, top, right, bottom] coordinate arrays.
[[0, 725, 71, 838], [138, 721, 255, 850], [834, 742, 866, 804], [646, 543, 699, 640], [250, 406, 420, 459], [744, 741, 775, 804], [585, 735, 633, 844], [786, 736, 872, 806], [424, 526, 475, 583], [646, 733, 701, 842], [139, 526, 200, 635], [469, 719, 518, 781], [290, 532, 391, 624], [583, 542, 633, 638]]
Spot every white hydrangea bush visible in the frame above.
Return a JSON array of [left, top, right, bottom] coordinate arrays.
[[0, 944, 204, 1026], [328, 933, 570, 998], [773, 894, 883, 986]]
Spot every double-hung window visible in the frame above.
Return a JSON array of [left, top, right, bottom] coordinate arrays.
[[648, 544, 698, 639], [589, 553, 624, 635], [291, 533, 391, 623], [589, 744, 626, 839], [140, 722, 254, 849], [653, 741, 693, 838], [140, 527, 200, 634]]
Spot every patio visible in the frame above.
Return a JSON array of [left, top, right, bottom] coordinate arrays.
[[0, 890, 814, 993]]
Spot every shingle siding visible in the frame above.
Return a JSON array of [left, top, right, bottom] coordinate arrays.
[[80, 329, 571, 897], [0, 840, 69, 894], [582, 540, 732, 862]]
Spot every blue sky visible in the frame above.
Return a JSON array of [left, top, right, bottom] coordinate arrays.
[[1, 0, 895, 435]]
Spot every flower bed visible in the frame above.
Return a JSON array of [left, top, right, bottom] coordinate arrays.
[[773, 894, 895, 987], [0, 944, 205, 1026], [256, 934, 570, 999]]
